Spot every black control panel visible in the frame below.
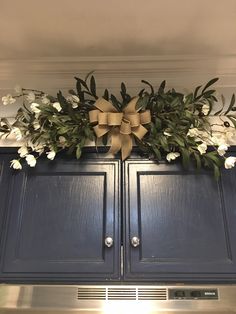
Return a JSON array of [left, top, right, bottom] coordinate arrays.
[[169, 289, 218, 300]]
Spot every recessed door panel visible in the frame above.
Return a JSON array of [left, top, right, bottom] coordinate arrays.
[[0, 157, 120, 282], [124, 160, 236, 282]]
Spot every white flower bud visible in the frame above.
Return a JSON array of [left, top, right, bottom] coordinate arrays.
[[225, 156, 236, 169], [10, 159, 22, 170], [197, 143, 207, 155], [46, 151, 56, 160], [166, 152, 180, 162], [33, 120, 41, 130], [52, 102, 62, 112], [202, 104, 210, 115], [217, 144, 229, 156], [25, 154, 37, 167], [30, 103, 41, 114], [18, 146, 28, 157], [187, 128, 199, 137]]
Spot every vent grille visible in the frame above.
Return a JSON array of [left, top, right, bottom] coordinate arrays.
[[138, 288, 167, 300], [108, 288, 136, 300], [77, 287, 167, 301], [77, 287, 106, 300]]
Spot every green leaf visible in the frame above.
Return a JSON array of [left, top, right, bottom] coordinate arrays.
[[121, 82, 126, 94], [155, 117, 162, 130], [184, 93, 193, 106], [136, 95, 149, 111], [138, 88, 145, 97], [227, 116, 236, 128], [203, 89, 215, 97], [57, 126, 70, 135], [57, 91, 67, 110], [85, 70, 95, 82], [153, 146, 162, 160], [194, 152, 201, 170], [110, 94, 121, 111], [141, 80, 154, 95], [180, 148, 190, 168], [103, 89, 109, 100], [213, 164, 221, 180], [74, 76, 88, 90], [102, 133, 108, 146], [205, 151, 222, 167], [84, 127, 94, 141], [159, 135, 169, 151], [90, 75, 98, 99], [224, 94, 235, 115], [172, 135, 185, 147], [193, 85, 202, 99], [76, 145, 81, 159], [202, 78, 219, 93], [158, 80, 166, 94]]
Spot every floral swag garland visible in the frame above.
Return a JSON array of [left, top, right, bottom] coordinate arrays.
[[1, 75, 236, 178]]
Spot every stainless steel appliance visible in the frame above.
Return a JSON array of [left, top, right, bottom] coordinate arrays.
[[1, 284, 236, 313]]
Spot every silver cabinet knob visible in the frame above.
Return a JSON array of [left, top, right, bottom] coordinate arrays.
[[105, 236, 113, 248], [131, 236, 140, 247]]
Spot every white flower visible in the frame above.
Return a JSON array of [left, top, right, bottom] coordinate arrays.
[[202, 104, 210, 115], [166, 152, 180, 162], [41, 95, 50, 105], [187, 128, 199, 137], [14, 85, 22, 94], [67, 95, 80, 109], [33, 120, 41, 130], [26, 92, 35, 103], [164, 131, 172, 137], [25, 154, 37, 167], [18, 146, 28, 157], [47, 150, 56, 160], [10, 159, 22, 170], [2, 94, 16, 106], [59, 136, 66, 144], [30, 103, 41, 114], [52, 102, 62, 112], [11, 127, 22, 141], [225, 156, 236, 169], [59, 136, 67, 147], [217, 144, 229, 156], [197, 142, 207, 155]]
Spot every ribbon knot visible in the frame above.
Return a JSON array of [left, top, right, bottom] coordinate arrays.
[[89, 97, 151, 160]]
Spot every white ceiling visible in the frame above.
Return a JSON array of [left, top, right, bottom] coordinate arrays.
[[1, 0, 236, 59]]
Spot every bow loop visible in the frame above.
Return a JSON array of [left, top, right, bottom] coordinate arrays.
[[89, 97, 151, 160]]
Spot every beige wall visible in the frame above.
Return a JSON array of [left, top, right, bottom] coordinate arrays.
[[0, 0, 236, 124], [0, 0, 236, 59]]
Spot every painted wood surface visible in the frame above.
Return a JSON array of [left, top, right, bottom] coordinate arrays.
[[0, 155, 120, 282], [124, 160, 236, 282]]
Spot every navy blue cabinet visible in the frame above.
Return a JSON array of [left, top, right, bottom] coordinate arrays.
[[0, 154, 120, 282], [1, 150, 236, 283], [124, 159, 236, 282]]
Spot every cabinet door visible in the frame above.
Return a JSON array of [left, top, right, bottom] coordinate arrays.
[[124, 160, 236, 282], [0, 156, 120, 282]]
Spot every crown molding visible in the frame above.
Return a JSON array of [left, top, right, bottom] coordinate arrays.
[[1, 54, 236, 118]]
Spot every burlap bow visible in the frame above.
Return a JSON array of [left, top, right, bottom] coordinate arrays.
[[89, 97, 151, 160]]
